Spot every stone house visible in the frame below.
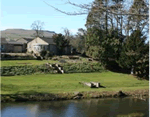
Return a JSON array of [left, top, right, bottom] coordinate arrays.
[[27, 37, 71, 55], [1, 37, 28, 53], [1, 38, 8, 52], [16, 37, 33, 52]]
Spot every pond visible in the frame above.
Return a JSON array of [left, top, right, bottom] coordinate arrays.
[[1, 97, 149, 117]]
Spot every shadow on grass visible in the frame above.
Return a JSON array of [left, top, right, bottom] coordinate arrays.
[[99, 85, 106, 88], [1, 84, 19, 91], [15, 90, 43, 95], [92, 85, 106, 88], [14, 90, 57, 96], [106, 64, 130, 75], [1, 90, 58, 102]]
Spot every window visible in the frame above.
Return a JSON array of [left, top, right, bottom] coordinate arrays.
[[42, 45, 44, 50], [34, 47, 36, 51], [44, 46, 48, 50], [37, 47, 40, 51], [1, 45, 5, 50]]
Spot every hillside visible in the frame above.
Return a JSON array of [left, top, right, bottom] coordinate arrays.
[[1, 29, 55, 40]]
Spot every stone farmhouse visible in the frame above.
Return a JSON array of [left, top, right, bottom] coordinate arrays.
[[1, 37, 71, 55], [1, 37, 32, 53], [27, 37, 71, 55]]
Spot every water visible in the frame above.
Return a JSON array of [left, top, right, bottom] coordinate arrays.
[[1, 97, 149, 117]]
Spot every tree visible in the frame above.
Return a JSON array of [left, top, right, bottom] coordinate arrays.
[[53, 33, 70, 55], [136, 42, 149, 79], [31, 20, 45, 37], [44, 0, 148, 37], [69, 28, 86, 54], [128, 0, 149, 35], [62, 28, 74, 42], [45, 0, 149, 78], [44, 0, 149, 16], [85, 26, 124, 66], [85, 0, 125, 66], [118, 30, 148, 78], [76, 28, 86, 53]]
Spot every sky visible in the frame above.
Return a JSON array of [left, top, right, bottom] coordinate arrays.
[[1, 0, 93, 35]]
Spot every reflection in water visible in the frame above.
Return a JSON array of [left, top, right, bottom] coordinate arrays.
[[1, 97, 149, 117]]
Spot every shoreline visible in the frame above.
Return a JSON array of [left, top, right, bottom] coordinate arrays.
[[1, 89, 149, 102]]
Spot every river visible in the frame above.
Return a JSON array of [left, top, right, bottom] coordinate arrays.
[[1, 97, 149, 117]]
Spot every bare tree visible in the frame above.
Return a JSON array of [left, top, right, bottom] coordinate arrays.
[[43, 0, 149, 16], [63, 28, 72, 40], [43, 0, 148, 39], [31, 20, 45, 37], [43, 0, 148, 36]]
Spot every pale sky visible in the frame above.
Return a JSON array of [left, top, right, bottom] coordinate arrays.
[[1, 0, 93, 34]]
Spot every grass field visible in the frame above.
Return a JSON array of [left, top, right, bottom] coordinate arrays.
[[1, 60, 59, 67], [1, 72, 149, 95]]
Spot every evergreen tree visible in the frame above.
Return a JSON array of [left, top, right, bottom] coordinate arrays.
[[53, 33, 70, 55], [85, 0, 125, 66], [136, 42, 149, 79], [118, 30, 148, 78], [85, 26, 124, 67]]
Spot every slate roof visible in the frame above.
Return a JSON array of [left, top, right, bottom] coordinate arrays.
[[16, 37, 33, 43], [1, 38, 24, 45], [8, 41, 24, 45], [1, 38, 8, 44], [42, 38, 55, 45], [6, 39, 24, 45]]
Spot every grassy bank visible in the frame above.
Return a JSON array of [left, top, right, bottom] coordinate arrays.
[[1, 72, 148, 95], [1, 56, 98, 67], [1, 60, 58, 67]]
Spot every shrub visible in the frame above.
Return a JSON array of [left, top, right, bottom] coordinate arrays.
[[1, 62, 106, 76], [45, 51, 53, 60], [63, 62, 105, 73], [69, 56, 79, 59], [59, 59, 67, 63], [31, 51, 33, 54], [40, 50, 47, 58], [1, 54, 11, 58], [1, 54, 36, 60], [40, 50, 53, 60], [1, 65, 54, 76]]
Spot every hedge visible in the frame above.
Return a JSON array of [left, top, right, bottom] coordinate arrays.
[[63, 62, 105, 73], [1, 55, 36, 60], [1, 65, 54, 76], [1, 62, 106, 76]]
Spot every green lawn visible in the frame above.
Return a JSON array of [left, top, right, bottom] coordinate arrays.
[[1, 60, 59, 67], [1, 72, 149, 95], [1, 57, 98, 67]]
